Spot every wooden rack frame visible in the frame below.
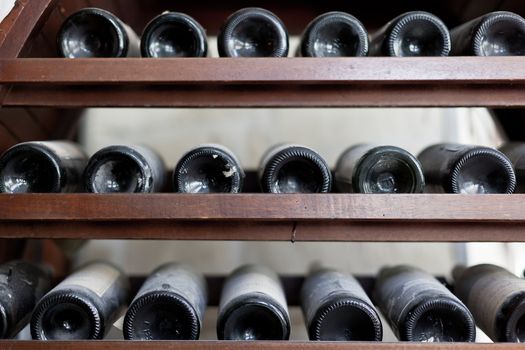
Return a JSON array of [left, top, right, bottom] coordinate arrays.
[[0, 194, 523, 242], [2, 0, 525, 349]]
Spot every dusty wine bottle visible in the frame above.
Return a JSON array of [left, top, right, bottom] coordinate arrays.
[[31, 261, 129, 340], [217, 265, 290, 340], [370, 11, 451, 56], [84, 145, 166, 193], [259, 144, 332, 193], [299, 12, 369, 57], [499, 143, 525, 193], [124, 263, 207, 340], [301, 267, 382, 341], [450, 11, 525, 56], [453, 264, 525, 342], [418, 144, 516, 194], [141, 12, 208, 57], [218, 8, 289, 57], [374, 265, 476, 342], [0, 141, 87, 193], [58, 8, 139, 58], [334, 145, 425, 193], [173, 145, 244, 193], [0, 261, 53, 339]]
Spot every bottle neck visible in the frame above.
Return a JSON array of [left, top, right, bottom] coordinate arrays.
[[141, 13, 207, 58], [301, 12, 369, 57], [385, 12, 450, 57], [219, 8, 288, 57], [174, 146, 243, 193], [403, 298, 475, 342], [473, 12, 525, 56], [0, 144, 63, 193], [261, 146, 331, 193], [58, 8, 130, 58]]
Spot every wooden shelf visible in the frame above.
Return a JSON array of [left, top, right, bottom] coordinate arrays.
[[2, 57, 525, 107], [0, 194, 523, 241], [0, 342, 513, 349]]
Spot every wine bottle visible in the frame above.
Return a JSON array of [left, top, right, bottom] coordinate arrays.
[[141, 12, 208, 58], [453, 264, 525, 342], [418, 144, 516, 194], [218, 8, 289, 57], [0, 141, 87, 193], [84, 145, 166, 193], [124, 263, 207, 340], [301, 267, 382, 341], [370, 11, 451, 57], [259, 144, 332, 193], [31, 261, 129, 340], [499, 143, 525, 193], [173, 144, 244, 193], [217, 265, 290, 340], [450, 11, 525, 56], [299, 12, 369, 57], [334, 145, 425, 193], [374, 265, 476, 342], [57, 8, 139, 58], [0, 261, 52, 339]]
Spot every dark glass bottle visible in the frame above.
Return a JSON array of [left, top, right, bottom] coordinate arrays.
[[0, 141, 87, 193], [218, 8, 289, 57], [124, 263, 207, 340], [141, 12, 208, 58], [418, 143, 516, 194], [58, 8, 139, 58], [301, 267, 382, 341], [0, 261, 53, 339], [259, 144, 332, 193], [84, 145, 166, 193], [453, 264, 525, 342], [370, 11, 451, 57], [299, 12, 368, 57], [450, 11, 525, 56], [334, 145, 425, 193], [31, 261, 129, 340], [500, 143, 525, 193], [374, 265, 476, 342], [217, 265, 290, 340], [173, 144, 244, 193]]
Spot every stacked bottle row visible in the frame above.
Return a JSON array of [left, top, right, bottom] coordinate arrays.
[[2, 260, 525, 342], [58, 7, 525, 58], [0, 141, 522, 194]]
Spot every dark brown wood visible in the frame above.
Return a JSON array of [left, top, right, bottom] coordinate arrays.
[[0, 107, 83, 153], [0, 341, 516, 349], [5, 84, 525, 108], [0, 221, 523, 242], [0, 194, 522, 222], [0, 194, 524, 242], [8, 84, 525, 108], [0, 0, 57, 58], [3, 58, 525, 85], [3, 58, 525, 108], [0, 0, 57, 106]]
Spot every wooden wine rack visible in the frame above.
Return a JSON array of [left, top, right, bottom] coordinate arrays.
[[1, 0, 525, 348]]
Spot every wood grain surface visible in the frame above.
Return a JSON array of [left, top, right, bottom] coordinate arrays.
[[0, 194, 521, 221], [0, 194, 523, 241], [2, 58, 525, 84]]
